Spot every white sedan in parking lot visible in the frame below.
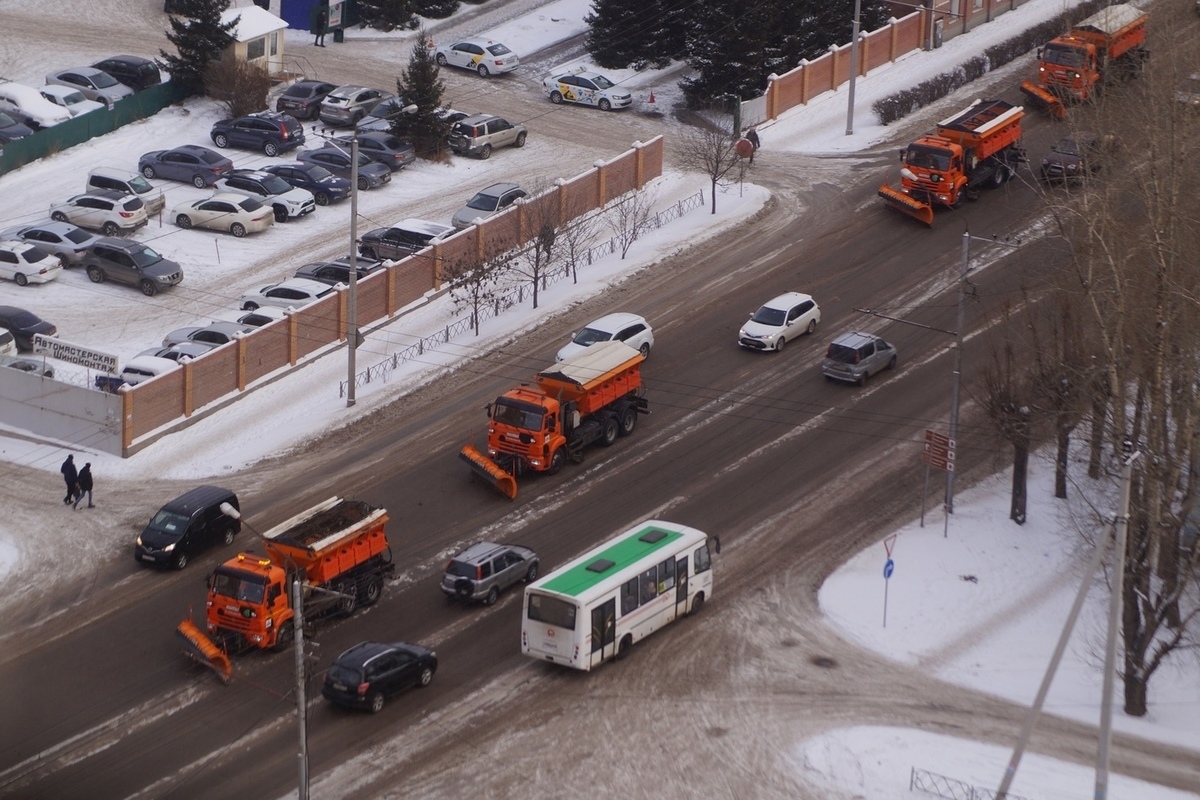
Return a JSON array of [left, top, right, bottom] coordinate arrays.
[[169, 192, 274, 237], [556, 312, 654, 361], [542, 70, 632, 111], [239, 277, 338, 311], [737, 291, 821, 352], [434, 38, 519, 77]]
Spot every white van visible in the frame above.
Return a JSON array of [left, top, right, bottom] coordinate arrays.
[[86, 167, 166, 215], [0, 81, 71, 128]]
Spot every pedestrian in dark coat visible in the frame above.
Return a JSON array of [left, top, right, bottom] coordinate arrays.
[[61, 454, 77, 505], [314, 8, 328, 46], [745, 127, 761, 164], [74, 464, 94, 509]]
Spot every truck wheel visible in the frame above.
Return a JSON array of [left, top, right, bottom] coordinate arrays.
[[362, 575, 383, 606], [337, 585, 357, 617], [618, 405, 637, 437], [272, 623, 294, 652], [484, 586, 500, 606], [547, 448, 565, 474], [368, 692, 385, 714], [600, 416, 619, 447]]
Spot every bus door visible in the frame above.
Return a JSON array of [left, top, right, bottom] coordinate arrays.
[[675, 555, 689, 617], [591, 598, 616, 665]]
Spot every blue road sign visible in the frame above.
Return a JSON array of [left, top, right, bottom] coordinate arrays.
[[883, 558, 895, 580]]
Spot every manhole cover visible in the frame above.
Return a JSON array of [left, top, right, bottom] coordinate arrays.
[[810, 656, 837, 669]]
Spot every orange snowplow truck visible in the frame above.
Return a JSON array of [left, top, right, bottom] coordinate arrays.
[[176, 498, 394, 682], [1020, 3, 1148, 118], [878, 98, 1025, 226], [460, 340, 648, 499]]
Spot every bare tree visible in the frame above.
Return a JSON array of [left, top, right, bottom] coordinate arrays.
[[674, 114, 742, 214], [606, 188, 656, 259], [506, 189, 561, 309], [205, 58, 270, 119], [557, 197, 603, 284], [444, 253, 509, 336]]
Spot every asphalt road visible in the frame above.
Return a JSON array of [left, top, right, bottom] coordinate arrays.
[[1, 1, 1197, 798]]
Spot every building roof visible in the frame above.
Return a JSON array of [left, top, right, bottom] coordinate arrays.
[[220, 5, 288, 42]]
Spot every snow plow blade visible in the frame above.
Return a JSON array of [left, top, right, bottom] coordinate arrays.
[[176, 619, 232, 684], [459, 445, 518, 500], [878, 183, 934, 226], [1019, 81, 1066, 119]]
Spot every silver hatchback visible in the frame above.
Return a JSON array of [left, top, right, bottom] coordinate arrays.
[[441, 542, 538, 606], [821, 331, 897, 385]]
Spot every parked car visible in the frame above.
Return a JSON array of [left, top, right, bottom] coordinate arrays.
[[297, 148, 391, 190], [45, 67, 133, 105], [555, 312, 654, 362], [434, 38, 519, 77], [1040, 133, 1106, 182], [91, 56, 162, 92], [332, 131, 415, 170], [321, 641, 437, 713], [821, 331, 897, 385], [38, 85, 104, 117], [294, 257, 385, 286], [319, 85, 393, 127], [0, 306, 58, 352], [81, 237, 183, 296], [262, 162, 351, 206], [356, 96, 414, 132], [275, 79, 338, 120], [49, 189, 148, 236], [134, 485, 240, 570], [215, 170, 316, 222], [737, 292, 821, 352], [240, 277, 337, 311], [139, 145, 234, 188], [450, 182, 526, 229], [358, 219, 454, 260], [446, 114, 526, 159], [1, 355, 55, 378], [162, 320, 254, 349], [0, 240, 63, 286], [169, 192, 274, 237], [0, 328, 15, 357], [0, 221, 99, 266], [543, 70, 632, 111], [137, 342, 213, 362], [232, 307, 288, 327], [441, 541, 538, 605], [117, 355, 180, 387], [0, 110, 34, 143], [85, 167, 166, 216], [210, 111, 305, 157], [0, 80, 71, 128]]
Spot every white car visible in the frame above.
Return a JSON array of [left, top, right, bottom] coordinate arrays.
[[215, 170, 316, 222], [542, 70, 632, 111], [50, 189, 148, 236], [240, 277, 338, 311], [0, 240, 63, 286], [0, 80, 71, 128], [556, 312, 654, 362], [38, 85, 104, 117], [434, 39, 519, 77], [169, 192, 275, 237], [120, 355, 180, 386], [737, 291, 821, 352]]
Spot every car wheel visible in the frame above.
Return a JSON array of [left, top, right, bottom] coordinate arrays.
[[618, 405, 638, 437], [888, 354, 898, 370], [222, 526, 236, 546], [690, 592, 705, 616], [368, 691, 385, 714], [484, 585, 500, 606], [273, 206, 288, 223], [549, 91, 564, 105], [357, 176, 370, 191], [191, 175, 207, 189], [418, 667, 434, 687], [600, 415, 619, 447], [362, 575, 383, 606], [775, 337, 786, 352], [435, 53, 447, 66], [176, 214, 192, 229], [230, 223, 247, 238], [547, 448, 564, 475], [264, 141, 279, 157], [479, 144, 491, 160], [86, 266, 104, 283], [173, 551, 188, 570], [616, 635, 632, 660], [454, 577, 473, 600], [639, 342, 650, 357], [477, 64, 490, 78], [141, 165, 157, 179], [213, 133, 229, 148], [599, 99, 612, 112], [243, 302, 259, 311], [524, 563, 538, 583], [51, 211, 68, 223], [140, 279, 158, 297], [806, 319, 817, 335], [15, 273, 28, 286], [514, 131, 526, 148], [102, 221, 121, 236], [858, 370, 869, 387], [360, 247, 377, 260], [314, 191, 330, 206]]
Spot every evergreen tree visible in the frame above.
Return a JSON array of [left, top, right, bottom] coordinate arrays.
[[393, 29, 451, 159], [160, 0, 238, 96], [584, 0, 686, 70], [412, 0, 459, 19], [357, 0, 418, 31]]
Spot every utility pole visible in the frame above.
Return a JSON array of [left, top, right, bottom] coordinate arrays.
[[944, 230, 969, 532], [346, 134, 359, 408], [292, 578, 308, 800], [846, 0, 863, 135]]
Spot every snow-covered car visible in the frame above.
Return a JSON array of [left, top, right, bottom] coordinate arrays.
[[555, 312, 654, 362], [0, 80, 72, 128], [0, 240, 63, 286], [38, 85, 104, 117], [169, 193, 274, 237], [239, 277, 338, 311], [737, 292, 820, 352], [49, 190, 148, 236], [542, 70, 632, 111], [434, 39, 519, 77]]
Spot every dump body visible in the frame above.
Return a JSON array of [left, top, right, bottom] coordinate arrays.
[[261, 497, 389, 584], [460, 341, 647, 498], [1023, 4, 1147, 109], [879, 99, 1024, 225]]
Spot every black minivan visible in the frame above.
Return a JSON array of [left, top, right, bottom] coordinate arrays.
[[134, 485, 240, 570]]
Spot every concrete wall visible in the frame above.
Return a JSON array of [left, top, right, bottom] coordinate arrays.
[[0, 371, 122, 455]]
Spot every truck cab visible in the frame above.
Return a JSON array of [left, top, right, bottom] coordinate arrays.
[[206, 554, 291, 650], [487, 388, 565, 473]]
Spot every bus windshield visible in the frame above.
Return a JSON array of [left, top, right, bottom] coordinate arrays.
[[527, 593, 577, 630]]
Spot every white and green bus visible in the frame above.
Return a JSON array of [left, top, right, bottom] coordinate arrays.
[[521, 520, 716, 670]]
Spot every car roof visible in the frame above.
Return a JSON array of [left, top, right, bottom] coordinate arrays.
[[333, 640, 426, 668], [40, 84, 85, 98], [453, 541, 510, 563], [204, 191, 257, 205], [157, 484, 237, 515], [12, 220, 88, 236], [59, 66, 108, 77], [329, 84, 368, 95], [0, 239, 40, 254], [830, 331, 882, 348], [123, 354, 181, 373], [272, 277, 333, 292], [71, 189, 127, 202], [761, 291, 814, 310], [142, 341, 212, 359], [479, 182, 521, 195], [581, 312, 647, 333], [97, 55, 152, 65], [395, 218, 454, 236], [93, 235, 145, 250], [457, 113, 499, 125]]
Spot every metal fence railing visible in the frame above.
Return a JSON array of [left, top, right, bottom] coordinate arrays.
[[340, 190, 705, 396], [910, 768, 1029, 800]]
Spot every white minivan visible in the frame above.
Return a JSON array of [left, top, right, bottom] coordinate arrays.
[[86, 167, 166, 215]]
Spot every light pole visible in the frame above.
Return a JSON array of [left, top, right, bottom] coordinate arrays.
[[346, 133, 359, 408], [846, 0, 863, 135]]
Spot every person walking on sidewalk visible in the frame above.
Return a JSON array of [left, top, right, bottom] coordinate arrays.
[[314, 7, 328, 47], [74, 463, 94, 509], [60, 454, 78, 506], [745, 127, 761, 165]]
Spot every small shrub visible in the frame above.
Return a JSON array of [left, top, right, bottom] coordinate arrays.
[[205, 58, 271, 118]]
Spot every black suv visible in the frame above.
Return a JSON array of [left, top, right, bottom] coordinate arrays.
[[441, 542, 538, 605], [275, 79, 337, 120], [262, 162, 351, 206], [91, 56, 161, 91], [82, 237, 183, 296], [210, 111, 305, 157], [322, 641, 437, 713]]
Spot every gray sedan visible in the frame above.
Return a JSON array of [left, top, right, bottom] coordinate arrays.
[[139, 145, 234, 188], [45, 67, 134, 105], [297, 148, 391, 191], [0, 221, 100, 265]]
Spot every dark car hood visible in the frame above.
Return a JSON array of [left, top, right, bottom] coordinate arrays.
[[140, 527, 183, 548]]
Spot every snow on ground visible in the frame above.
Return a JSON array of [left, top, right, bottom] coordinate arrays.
[[7, 0, 1198, 796]]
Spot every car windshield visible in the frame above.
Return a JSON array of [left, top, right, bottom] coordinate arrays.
[[60, 91, 87, 105], [572, 326, 612, 346], [305, 166, 334, 181], [236, 198, 264, 211], [0, 112, 16, 127], [147, 510, 189, 535], [64, 227, 92, 244], [259, 175, 292, 194], [906, 145, 951, 171], [592, 75, 615, 90], [750, 306, 787, 326], [126, 174, 154, 193], [1053, 138, 1085, 156], [129, 246, 163, 267], [210, 568, 267, 604], [466, 192, 501, 212], [491, 398, 543, 429], [91, 71, 119, 88], [287, 85, 317, 99]]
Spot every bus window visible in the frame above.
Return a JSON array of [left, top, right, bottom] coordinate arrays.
[[639, 566, 658, 603], [694, 544, 711, 574], [620, 577, 639, 615], [657, 557, 675, 593]]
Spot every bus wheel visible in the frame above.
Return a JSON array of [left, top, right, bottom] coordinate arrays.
[[616, 635, 632, 660], [690, 593, 705, 616]]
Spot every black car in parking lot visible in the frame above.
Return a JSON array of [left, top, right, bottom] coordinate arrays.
[[262, 162, 351, 206], [91, 56, 161, 92], [0, 305, 57, 352], [322, 641, 437, 713], [210, 111, 305, 157], [293, 257, 384, 286], [275, 79, 337, 120]]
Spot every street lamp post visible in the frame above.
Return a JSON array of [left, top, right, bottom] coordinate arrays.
[[346, 134, 359, 408], [846, 0, 863, 135]]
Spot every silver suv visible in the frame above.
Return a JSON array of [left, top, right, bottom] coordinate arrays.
[[822, 331, 897, 385], [447, 114, 527, 159], [319, 85, 393, 127], [441, 542, 538, 605]]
